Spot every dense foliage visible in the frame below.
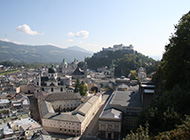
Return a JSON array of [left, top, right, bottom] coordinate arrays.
[[86, 50, 159, 77], [154, 11, 190, 90], [132, 11, 190, 139], [74, 79, 87, 96], [124, 116, 190, 140]]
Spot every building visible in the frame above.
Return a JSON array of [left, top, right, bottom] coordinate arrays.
[[0, 99, 10, 109], [9, 117, 42, 139], [109, 91, 142, 130], [139, 82, 155, 108], [138, 67, 147, 81], [115, 76, 130, 85], [103, 44, 133, 52], [72, 67, 86, 79], [61, 58, 78, 75], [38, 93, 102, 136], [99, 107, 122, 139], [31, 129, 52, 140], [11, 94, 30, 113], [34, 66, 72, 96], [99, 90, 142, 139], [42, 92, 81, 112], [20, 83, 34, 94], [93, 44, 134, 58]]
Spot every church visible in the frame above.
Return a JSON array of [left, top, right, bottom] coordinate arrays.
[[61, 58, 78, 75], [34, 66, 72, 96]]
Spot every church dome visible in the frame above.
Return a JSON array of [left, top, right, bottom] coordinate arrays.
[[48, 67, 56, 73]]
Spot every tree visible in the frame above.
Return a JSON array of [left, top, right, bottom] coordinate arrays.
[[160, 11, 190, 90], [74, 79, 80, 93], [138, 11, 190, 136], [91, 86, 98, 93], [79, 81, 87, 96], [129, 70, 138, 80]]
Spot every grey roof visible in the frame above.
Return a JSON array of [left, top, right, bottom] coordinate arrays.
[[72, 67, 84, 75], [72, 95, 99, 116], [110, 91, 142, 107], [39, 100, 55, 118], [100, 108, 122, 120], [39, 94, 101, 123], [39, 100, 84, 122], [117, 84, 129, 89], [45, 92, 81, 101], [52, 113, 84, 122], [141, 84, 155, 88], [144, 89, 154, 94]]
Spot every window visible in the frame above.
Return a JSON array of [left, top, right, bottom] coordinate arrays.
[[60, 128, 62, 131], [51, 88, 54, 92], [61, 87, 63, 92], [101, 124, 105, 130], [42, 88, 44, 91]]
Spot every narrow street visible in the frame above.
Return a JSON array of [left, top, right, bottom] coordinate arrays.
[[81, 94, 110, 139]]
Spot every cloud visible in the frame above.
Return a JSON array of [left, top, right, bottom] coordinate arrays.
[[68, 32, 75, 37], [0, 38, 23, 44], [16, 24, 44, 36], [47, 43, 59, 46], [67, 39, 73, 42], [0, 38, 10, 42], [68, 30, 89, 39], [79, 41, 84, 44]]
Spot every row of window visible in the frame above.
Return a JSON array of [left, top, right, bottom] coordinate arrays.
[[101, 124, 120, 131], [44, 120, 80, 126], [54, 103, 79, 107], [60, 128, 80, 134]]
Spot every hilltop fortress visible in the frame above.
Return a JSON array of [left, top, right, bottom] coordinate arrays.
[[93, 44, 134, 58]]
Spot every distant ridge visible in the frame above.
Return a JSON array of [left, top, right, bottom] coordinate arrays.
[[0, 40, 92, 63], [66, 46, 94, 54]]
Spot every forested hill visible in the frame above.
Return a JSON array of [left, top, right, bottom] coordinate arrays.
[[85, 49, 160, 77], [0, 41, 92, 63]]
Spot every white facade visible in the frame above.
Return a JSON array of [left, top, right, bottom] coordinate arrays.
[[39, 94, 102, 136], [103, 44, 133, 52]]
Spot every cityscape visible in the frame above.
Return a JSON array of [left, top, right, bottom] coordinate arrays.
[[0, 1, 190, 140]]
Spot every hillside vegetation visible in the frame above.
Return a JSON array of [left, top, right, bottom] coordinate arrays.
[[86, 50, 160, 77]]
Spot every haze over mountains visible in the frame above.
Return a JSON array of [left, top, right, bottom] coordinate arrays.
[[0, 40, 93, 63]]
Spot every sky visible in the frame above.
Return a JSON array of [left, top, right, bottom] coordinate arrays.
[[0, 0, 190, 60]]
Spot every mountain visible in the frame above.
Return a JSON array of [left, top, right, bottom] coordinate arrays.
[[0, 41, 92, 63], [66, 46, 94, 54]]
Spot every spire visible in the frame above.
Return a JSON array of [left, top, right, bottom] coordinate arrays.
[[110, 60, 115, 69]]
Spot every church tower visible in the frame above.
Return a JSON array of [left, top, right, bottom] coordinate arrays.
[[83, 61, 87, 78], [61, 58, 68, 74], [110, 60, 115, 78]]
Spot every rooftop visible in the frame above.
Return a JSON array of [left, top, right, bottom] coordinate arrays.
[[100, 108, 122, 120], [110, 90, 142, 107], [45, 92, 81, 101]]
